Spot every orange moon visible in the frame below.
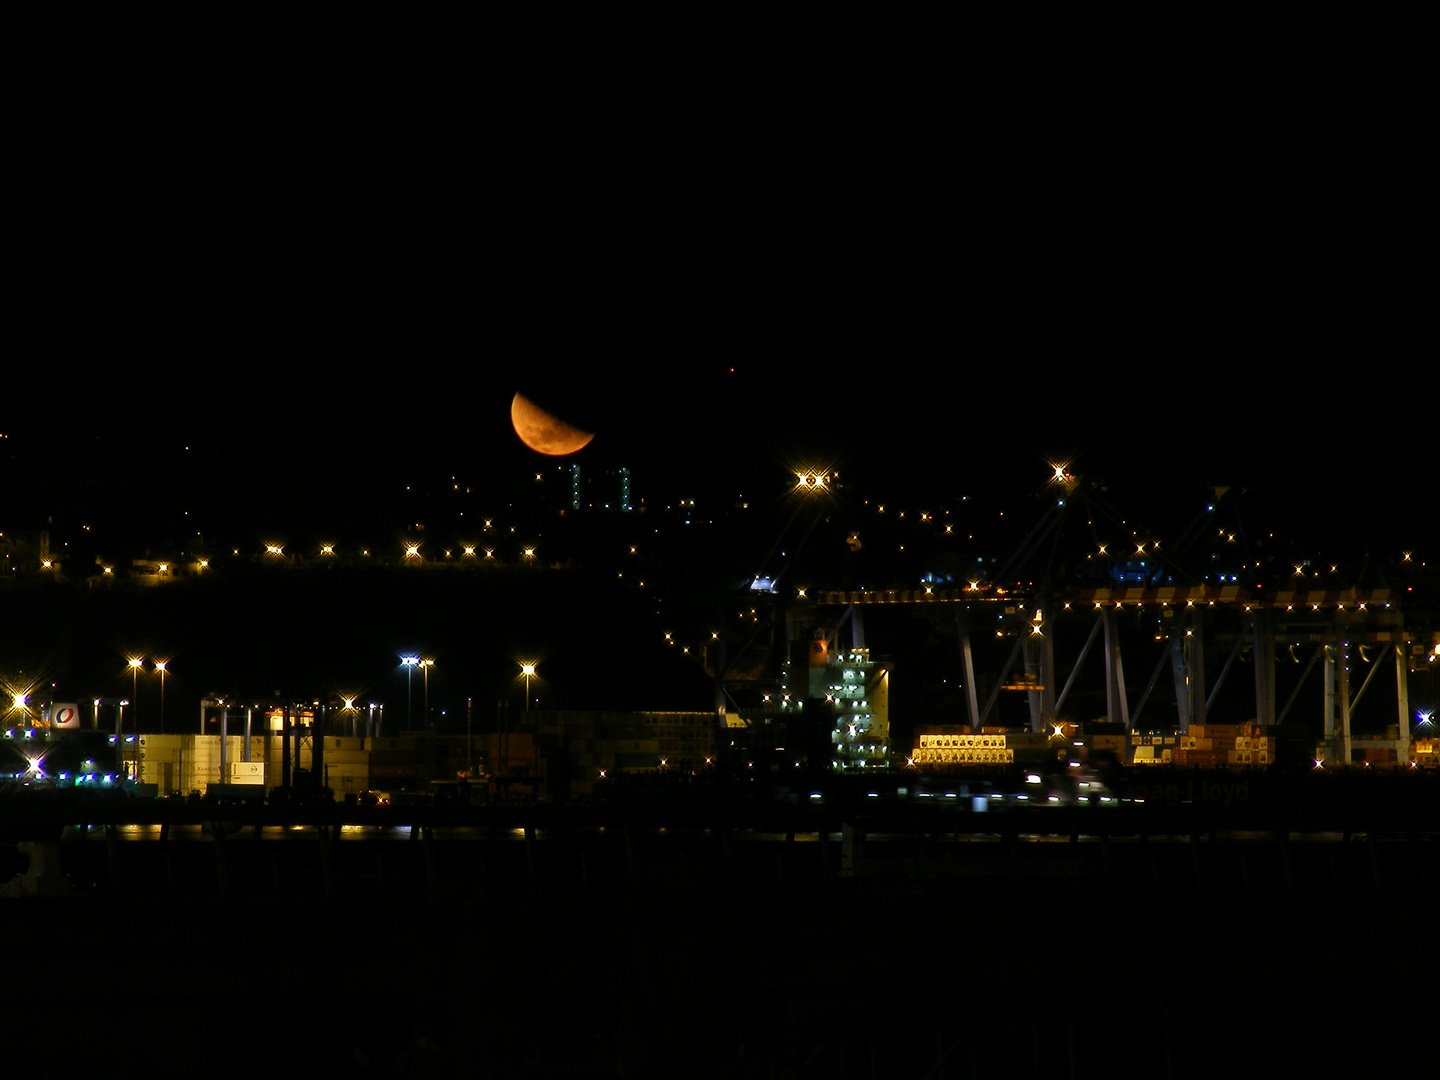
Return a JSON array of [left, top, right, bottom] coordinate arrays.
[[511, 392, 595, 456]]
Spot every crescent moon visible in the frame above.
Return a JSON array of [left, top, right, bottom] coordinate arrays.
[[511, 392, 594, 456]]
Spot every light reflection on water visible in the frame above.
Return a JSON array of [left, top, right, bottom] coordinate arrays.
[[52, 823, 1361, 847]]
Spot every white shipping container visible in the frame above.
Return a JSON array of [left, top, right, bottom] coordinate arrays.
[[230, 761, 265, 785]]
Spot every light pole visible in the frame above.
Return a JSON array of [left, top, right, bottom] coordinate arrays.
[[520, 662, 536, 713], [401, 656, 418, 729], [419, 659, 434, 729], [129, 658, 143, 728], [155, 661, 168, 734]]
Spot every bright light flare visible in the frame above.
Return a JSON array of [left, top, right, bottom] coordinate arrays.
[[1048, 462, 1078, 490]]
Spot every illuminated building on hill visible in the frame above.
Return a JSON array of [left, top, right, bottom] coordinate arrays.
[[568, 464, 634, 512], [1, 530, 55, 577]]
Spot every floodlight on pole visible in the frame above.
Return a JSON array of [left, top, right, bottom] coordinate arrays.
[[419, 659, 434, 729], [129, 658, 144, 728], [401, 656, 419, 729], [520, 662, 536, 712], [154, 661, 168, 734]]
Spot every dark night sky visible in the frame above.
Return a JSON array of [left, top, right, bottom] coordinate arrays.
[[6, 36, 1426, 563]]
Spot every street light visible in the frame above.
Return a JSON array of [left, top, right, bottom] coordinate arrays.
[[401, 656, 418, 729], [419, 658, 434, 729], [520, 661, 536, 712], [154, 661, 168, 734], [128, 658, 144, 728]]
